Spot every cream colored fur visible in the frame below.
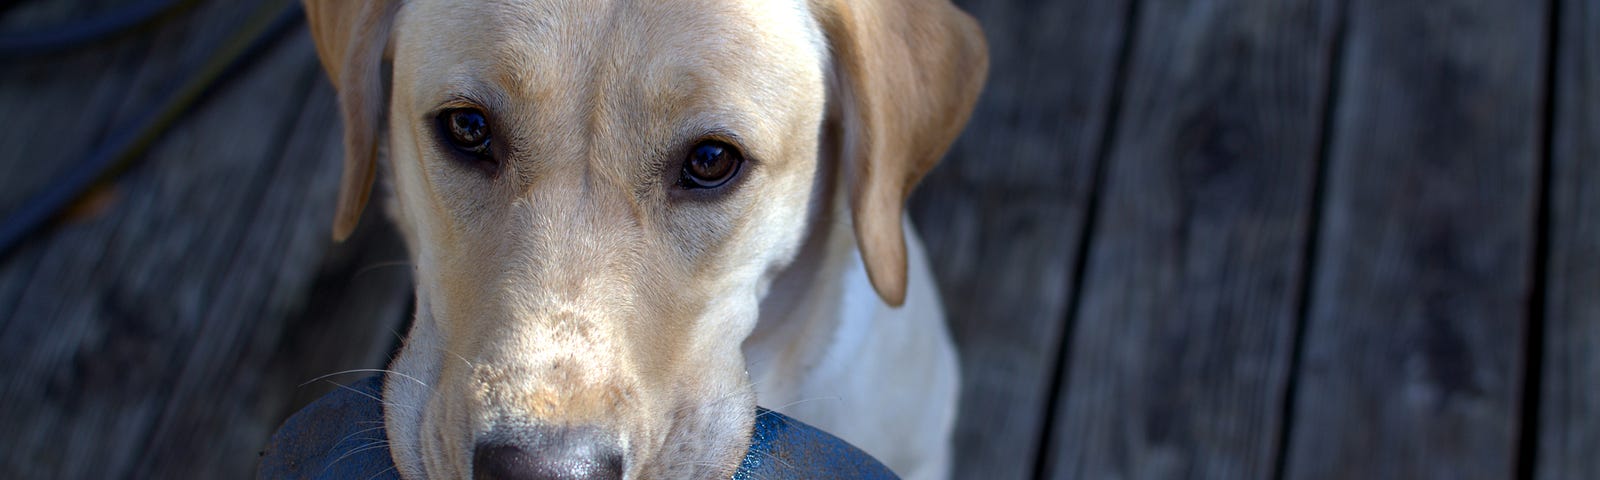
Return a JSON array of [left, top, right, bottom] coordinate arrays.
[[301, 0, 986, 478]]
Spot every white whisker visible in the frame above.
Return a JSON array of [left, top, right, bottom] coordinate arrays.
[[334, 425, 390, 449], [355, 260, 415, 279], [364, 464, 398, 480], [301, 369, 428, 388], [758, 396, 841, 416], [320, 441, 392, 476], [755, 448, 797, 471], [324, 380, 422, 414]]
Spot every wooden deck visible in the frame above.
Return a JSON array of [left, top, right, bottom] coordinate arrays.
[[0, 0, 1593, 479]]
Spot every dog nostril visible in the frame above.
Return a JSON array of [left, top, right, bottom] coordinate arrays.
[[472, 429, 623, 480]]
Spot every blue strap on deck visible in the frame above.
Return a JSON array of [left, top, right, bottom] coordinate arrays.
[[257, 375, 899, 479]]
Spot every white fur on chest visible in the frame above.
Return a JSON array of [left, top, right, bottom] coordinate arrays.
[[743, 218, 958, 480]]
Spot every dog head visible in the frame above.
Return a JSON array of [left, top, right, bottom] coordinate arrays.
[[304, 0, 985, 477]]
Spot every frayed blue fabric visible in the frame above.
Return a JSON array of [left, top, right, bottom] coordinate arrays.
[[257, 375, 899, 479]]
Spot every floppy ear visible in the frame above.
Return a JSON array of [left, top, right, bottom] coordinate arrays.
[[302, 0, 399, 241], [812, 0, 988, 306]]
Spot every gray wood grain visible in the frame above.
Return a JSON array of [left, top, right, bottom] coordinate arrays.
[[0, 0, 130, 181], [907, 0, 1131, 477], [1042, 1, 1341, 478], [131, 74, 410, 479], [1282, 1, 1549, 479], [0, 34, 310, 478], [0, 6, 412, 478], [0, 0, 269, 215], [1539, 0, 1600, 478]]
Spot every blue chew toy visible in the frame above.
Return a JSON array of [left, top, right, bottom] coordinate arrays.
[[257, 375, 898, 479]]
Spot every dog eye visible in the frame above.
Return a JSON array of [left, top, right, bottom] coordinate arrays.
[[438, 108, 493, 159], [680, 141, 743, 189]]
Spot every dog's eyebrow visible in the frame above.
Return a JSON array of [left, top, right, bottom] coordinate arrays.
[[437, 93, 489, 111], [427, 77, 510, 116]]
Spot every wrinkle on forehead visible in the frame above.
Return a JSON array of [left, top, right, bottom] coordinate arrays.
[[414, 2, 821, 113]]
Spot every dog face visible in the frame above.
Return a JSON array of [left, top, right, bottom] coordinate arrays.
[[303, 0, 985, 478], [383, 1, 825, 477]]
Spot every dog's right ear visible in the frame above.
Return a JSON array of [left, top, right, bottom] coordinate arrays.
[[303, 0, 399, 241]]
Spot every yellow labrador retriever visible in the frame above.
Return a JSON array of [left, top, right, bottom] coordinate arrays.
[[303, 0, 986, 478]]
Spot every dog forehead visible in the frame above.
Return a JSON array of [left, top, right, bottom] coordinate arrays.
[[396, 0, 825, 101]]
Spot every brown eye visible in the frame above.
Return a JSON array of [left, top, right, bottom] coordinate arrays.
[[680, 141, 743, 189], [438, 108, 492, 158]]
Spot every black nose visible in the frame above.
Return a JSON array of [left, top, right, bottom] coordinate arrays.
[[472, 427, 624, 480]]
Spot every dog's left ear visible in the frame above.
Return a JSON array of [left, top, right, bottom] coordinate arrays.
[[812, 0, 988, 306], [303, 0, 400, 241]]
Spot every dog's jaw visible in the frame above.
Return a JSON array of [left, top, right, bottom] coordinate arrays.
[[383, 294, 442, 479]]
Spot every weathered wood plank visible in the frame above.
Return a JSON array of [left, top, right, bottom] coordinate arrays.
[[1043, 0, 1340, 478], [2, 70, 266, 480], [0, 0, 167, 363], [1539, 0, 1600, 478], [1283, 1, 1548, 479], [0, 0, 270, 215], [0, 31, 318, 478], [133, 72, 409, 479], [0, 8, 412, 477], [907, 0, 1131, 477]]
